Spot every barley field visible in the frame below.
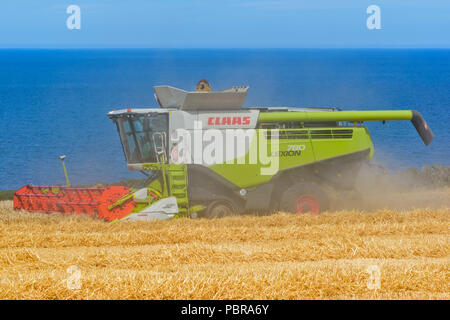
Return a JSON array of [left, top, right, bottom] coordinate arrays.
[[0, 198, 449, 300]]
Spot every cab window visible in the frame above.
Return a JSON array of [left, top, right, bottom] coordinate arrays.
[[117, 113, 168, 163]]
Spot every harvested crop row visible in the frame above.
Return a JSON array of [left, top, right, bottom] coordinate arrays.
[[0, 201, 448, 299]]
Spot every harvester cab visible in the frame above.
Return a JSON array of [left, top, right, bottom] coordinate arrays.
[[14, 83, 434, 221]]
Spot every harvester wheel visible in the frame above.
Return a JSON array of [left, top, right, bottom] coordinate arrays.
[[280, 183, 329, 215], [204, 200, 236, 218]]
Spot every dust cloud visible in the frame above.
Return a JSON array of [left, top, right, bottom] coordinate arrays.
[[330, 162, 450, 212]]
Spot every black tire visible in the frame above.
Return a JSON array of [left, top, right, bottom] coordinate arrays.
[[279, 183, 329, 215], [204, 200, 237, 218]]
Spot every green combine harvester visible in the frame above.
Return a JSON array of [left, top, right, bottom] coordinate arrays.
[[14, 83, 434, 221]]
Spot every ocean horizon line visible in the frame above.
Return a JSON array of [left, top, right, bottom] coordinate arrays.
[[0, 47, 449, 51]]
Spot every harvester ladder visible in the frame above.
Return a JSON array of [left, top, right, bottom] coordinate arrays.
[[167, 164, 189, 215], [153, 132, 169, 197]]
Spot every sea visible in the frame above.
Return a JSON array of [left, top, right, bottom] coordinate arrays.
[[0, 49, 449, 190]]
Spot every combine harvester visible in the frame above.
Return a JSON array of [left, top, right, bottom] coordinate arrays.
[[14, 82, 434, 221]]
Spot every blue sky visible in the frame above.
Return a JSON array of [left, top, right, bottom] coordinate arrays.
[[0, 0, 449, 48]]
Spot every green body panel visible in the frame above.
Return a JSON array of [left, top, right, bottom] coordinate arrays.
[[206, 110, 420, 189], [142, 163, 190, 214], [258, 110, 413, 123], [109, 163, 192, 216], [309, 127, 374, 162], [209, 127, 374, 188]]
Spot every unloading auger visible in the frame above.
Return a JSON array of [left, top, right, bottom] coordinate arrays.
[[14, 83, 434, 221]]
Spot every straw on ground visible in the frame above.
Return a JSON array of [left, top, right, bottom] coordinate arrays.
[[0, 200, 448, 299]]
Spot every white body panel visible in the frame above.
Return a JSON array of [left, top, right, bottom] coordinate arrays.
[[120, 197, 178, 221]]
